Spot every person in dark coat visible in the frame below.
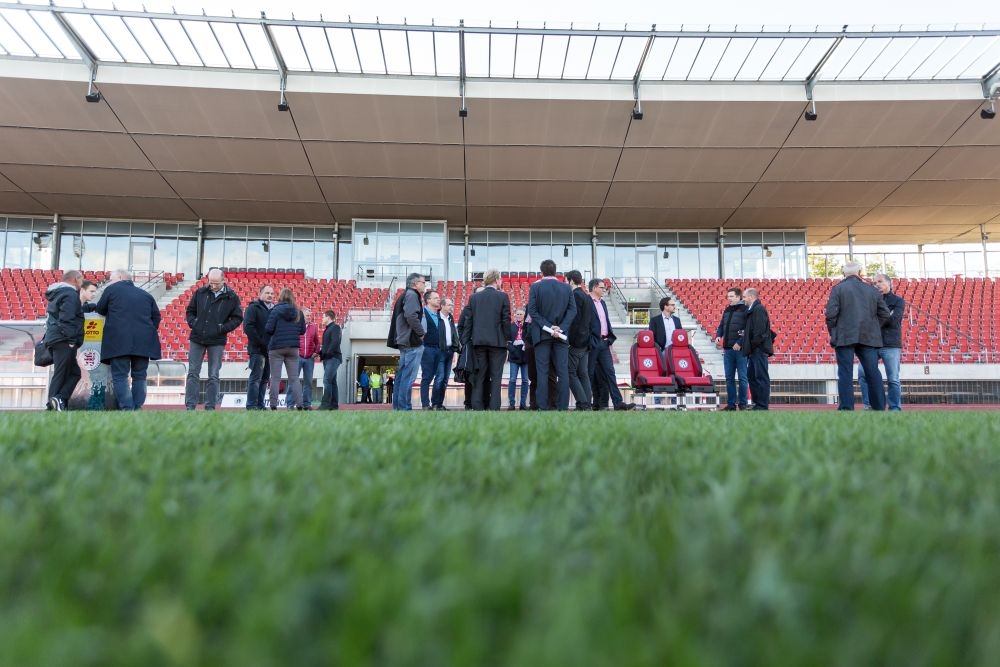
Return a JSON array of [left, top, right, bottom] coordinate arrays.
[[461, 269, 512, 410], [265, 287, 307, 410], [742, 287, 774, 411], [43, 269, 85, 411], [243, 284, 274, 410], [650, 296, 682, 351], [319, 310, 343, 410], [526, 259, 576, 410], [715, 287, 749, 411], [825, 261, 891, 411], [587, 279, 634, 411], [184, 268, 243, 410], [95, 269, 162, 410], [565, 270, 593, 411], [858, 274, 906, 411]]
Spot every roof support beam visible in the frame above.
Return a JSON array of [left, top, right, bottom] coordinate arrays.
[[982, 60, 1000, 99], [802, 28, 847, 120], [50, 7, 101, 101], [260, 12, 289, 111], [631, 28, 655, 120], [458, 20, 467, 117]]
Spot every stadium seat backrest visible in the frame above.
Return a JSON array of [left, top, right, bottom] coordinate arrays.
[[630, 330, 672, 388], [666, 329, 704, 380]]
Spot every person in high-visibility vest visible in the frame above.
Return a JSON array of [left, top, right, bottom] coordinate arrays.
[[370, 371, 383, 404]]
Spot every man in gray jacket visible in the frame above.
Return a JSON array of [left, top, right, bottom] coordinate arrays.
[[825, 261, 891, 411], [386, 272, 426, 410]]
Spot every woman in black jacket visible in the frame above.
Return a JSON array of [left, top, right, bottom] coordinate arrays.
[[265, 288, 306, 410]]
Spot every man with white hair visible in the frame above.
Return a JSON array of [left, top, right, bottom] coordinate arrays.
[[184, 268, 243, 411], [95, 269, 161, 410], [825, 261, 891, 411]]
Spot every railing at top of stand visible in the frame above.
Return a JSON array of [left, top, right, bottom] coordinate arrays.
[[384, 276, 398, 310], [771, 351, 1000, 364], [906, 301, 991, 357], [606, 278, 629, 315], [132, 270, 165, 291], [346, 309, 392, 323], [650, 278, 668, 301]]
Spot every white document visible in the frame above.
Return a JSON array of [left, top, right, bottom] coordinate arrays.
[[542, 325, 567, 341]]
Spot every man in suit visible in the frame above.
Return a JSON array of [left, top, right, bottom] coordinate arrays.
[[650, 296, 682, 351], [526, 259, 576, 411], [435, 297, 460, 410], [461, 269, 512, 410], [565, 270, 593, 411], [588, 278, 635, 411], [95, 269, 162, 410], [825, 261, 891, 411], [742, 287, 775, 411]]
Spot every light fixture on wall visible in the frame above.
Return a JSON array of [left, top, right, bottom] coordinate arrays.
[[563, 245, 569, 257], [981, 99, 996, 120], [32, 233, 51, 249], [262, 241, 270, 252], [469, 246, 476, 257], [363, 234, 369, 246], [764, 245, 773, 258], [662, 248, 670, 259]]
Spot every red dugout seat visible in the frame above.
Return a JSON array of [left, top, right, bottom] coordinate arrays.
[[664, 329, 714, 392], [630, 330, 674, 391]]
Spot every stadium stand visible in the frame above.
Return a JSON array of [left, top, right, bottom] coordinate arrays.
[[0, 269, 109, 320], [667, 278, 999, 364], [156, 271, 390, 362]]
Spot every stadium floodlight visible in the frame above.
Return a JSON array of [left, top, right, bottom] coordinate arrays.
[[982, 100, 996, 120], [804, 99, 818, 121]]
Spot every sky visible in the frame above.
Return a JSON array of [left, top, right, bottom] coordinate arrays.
[[34, 0, 1000, 27]]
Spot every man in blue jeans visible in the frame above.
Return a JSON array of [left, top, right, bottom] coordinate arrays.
[[298, 308, 320, 409], [825, 261, 891, 411], [387, 273, 426, 410], [184, 268, 243, 411], [319, 310, 342, 410], [419, 289, 445, 410], [243, 285, 274, 410], [715, 287, 749, 411], [858, 273, 905, 411]]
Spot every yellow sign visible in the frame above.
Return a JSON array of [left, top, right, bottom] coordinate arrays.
[[83, 317, 104, 342]]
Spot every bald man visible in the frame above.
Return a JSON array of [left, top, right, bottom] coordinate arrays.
[[184, 268, 243, 411]]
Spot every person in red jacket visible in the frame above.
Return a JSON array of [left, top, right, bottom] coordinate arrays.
[[298, 308, 321, 410]]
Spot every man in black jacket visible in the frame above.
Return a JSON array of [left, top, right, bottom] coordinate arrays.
[[461, 269, 512, 410], [565, 270, 593, 411], [858, 274, 906, 411], [44, 269, 84, 411], [184, 268, 243, 411], [242, 284, 274, 410], [715, 287, 749, 411], [742, 287, 774, 411], [319, 310, 343, 410], [825, 261, 891, 411]]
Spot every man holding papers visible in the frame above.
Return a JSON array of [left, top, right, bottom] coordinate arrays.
[[526, 259, 576, 411]]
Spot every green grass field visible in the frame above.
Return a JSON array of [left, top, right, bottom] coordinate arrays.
[[2, 411, 1000, 666]]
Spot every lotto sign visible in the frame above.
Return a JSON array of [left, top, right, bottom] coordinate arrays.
[[83, 318, 104, 342]]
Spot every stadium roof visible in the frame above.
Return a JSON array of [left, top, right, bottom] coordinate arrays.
[[1, 2, 999, 245]]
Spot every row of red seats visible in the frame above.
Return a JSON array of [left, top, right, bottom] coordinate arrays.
[[667, 277, 998, 364]]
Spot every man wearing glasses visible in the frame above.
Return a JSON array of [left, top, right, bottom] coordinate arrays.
[[386, 272, 426, 410]]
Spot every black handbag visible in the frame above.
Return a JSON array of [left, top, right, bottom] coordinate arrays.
[[34, 339, 53, 367]]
